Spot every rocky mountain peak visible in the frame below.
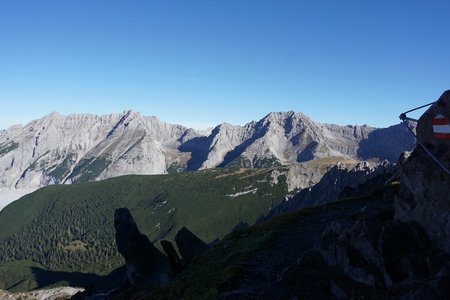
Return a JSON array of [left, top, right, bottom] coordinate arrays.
[[214, 122, 241, 132], [261, 111, 309, 129], [0, 110, 415, 190], [42, 111, 62, 119]]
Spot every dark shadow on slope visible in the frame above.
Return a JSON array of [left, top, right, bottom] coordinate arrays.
[[179, 124, 240, 170], [297, 141, 318, 162], [283, 113, 295, 136], [258, 164, 395, 224], [30, 265, 126, 292], [107, 111, 130, 138], [357, 123, 415, 162], [178, 135, 212, 171], [218, 135, 263, 168]]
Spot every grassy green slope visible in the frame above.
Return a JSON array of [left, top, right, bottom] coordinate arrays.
[[0, 260, 44, 291], [143, 189, 395, 300], [0, 167, 288, 290]]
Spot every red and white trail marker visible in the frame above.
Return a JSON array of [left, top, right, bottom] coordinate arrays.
[[432, 114, 450, 139]]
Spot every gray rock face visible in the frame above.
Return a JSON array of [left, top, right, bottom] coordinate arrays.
[[396, 90, 450, 254], [0, 111, 196, 190], [262, 160, 395, 221], [313, 207, 450, 299], [187, 111, 414, 170], [218, 180, 450, 300], [0, 110, 415, 190], [114, 208, 171, 286], [415, 90, 450, 157], [396, 150, 450, 253], [0, 287, 84, 300]]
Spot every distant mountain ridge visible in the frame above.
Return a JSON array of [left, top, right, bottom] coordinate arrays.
[[0, 110, 415, 189]]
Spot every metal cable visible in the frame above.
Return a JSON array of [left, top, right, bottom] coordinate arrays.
[[399, 101, 435, 122], [402, 101, 436, 115]]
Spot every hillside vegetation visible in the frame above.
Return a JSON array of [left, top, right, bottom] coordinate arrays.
[[119, 182, 450, 300], [0, 167, 288, 291]]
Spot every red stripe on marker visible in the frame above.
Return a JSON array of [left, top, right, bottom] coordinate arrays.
[[432, 118, 449, 125], [434, 132, 450, 139]]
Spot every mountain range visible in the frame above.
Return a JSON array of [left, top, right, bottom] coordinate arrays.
[[0, 110, 415, 190]]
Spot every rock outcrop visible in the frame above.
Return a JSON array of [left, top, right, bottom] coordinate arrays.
[[160, 227, 211, 274], [261, 159, 395, 221], [114, 208, 171, 286], [310, 204, 450, 299], [175, 226, 210, 265], [0, 110, 414, 190], [160, 240, 184, 275], [200, 179, 450, 299], [396, 90, 450, 254], [0, 287, 84, 300]]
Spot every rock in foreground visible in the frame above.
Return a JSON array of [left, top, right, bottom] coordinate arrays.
[[114, 208, 172, 286], [175, 226, 210, 265], [396, 89, 450, 253]]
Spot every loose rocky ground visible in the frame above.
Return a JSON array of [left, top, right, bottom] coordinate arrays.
[[0, 286, 83, 300]]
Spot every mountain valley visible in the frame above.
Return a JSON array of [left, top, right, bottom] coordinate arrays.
[[0, 109, 434, 299]]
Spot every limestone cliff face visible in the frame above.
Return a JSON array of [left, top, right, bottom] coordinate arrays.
[[196, 111, 413, 169], [0, 111, 196, 189], [0, 110, 414, 190], [261, 159, 395, 222]]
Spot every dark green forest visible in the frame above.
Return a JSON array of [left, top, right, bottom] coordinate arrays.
[[0, 167, 289, 291]]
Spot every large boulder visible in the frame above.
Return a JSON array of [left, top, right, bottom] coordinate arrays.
[[416, 90, 450, 158], [396, 90, 450, 254], [114, 208, 172, 286], [160, 240, 184, 274]]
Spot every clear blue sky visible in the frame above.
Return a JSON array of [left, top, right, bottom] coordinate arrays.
[[0, 0, 449, 130]]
